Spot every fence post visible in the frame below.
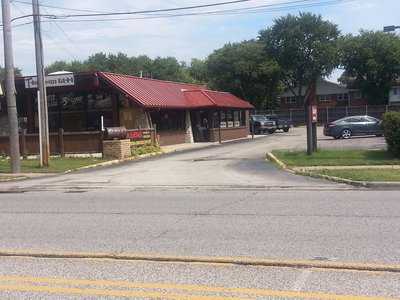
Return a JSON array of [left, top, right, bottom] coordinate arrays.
[[289, 109, 293, 121], [21, 129, 27, 159], [326, 107, 329, 123], [366, 105, 368, 115], [386, 105, 389, 113], [58, 128, 65, 157], [346, 106, 349, 116]]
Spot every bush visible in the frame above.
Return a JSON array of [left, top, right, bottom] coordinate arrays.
[[131, 144, 161, 157], [382, 112, 400, 157]]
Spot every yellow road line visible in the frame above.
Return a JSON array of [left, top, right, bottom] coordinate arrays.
[[0, 284, 248, 300], [1, 249, 400, 273], [0, 275, 395, 300]]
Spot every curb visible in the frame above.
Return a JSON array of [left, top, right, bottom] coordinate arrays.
[[1, 250, 400, 273], [266, 152, 400, 189], [64, 151, 164, 174]]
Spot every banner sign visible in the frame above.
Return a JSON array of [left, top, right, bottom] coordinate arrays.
[[25, 74, 75, 89], [127, 129, 152, 141]]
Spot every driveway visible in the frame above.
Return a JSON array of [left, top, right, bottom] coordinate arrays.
[[1, 128, 352, 192]]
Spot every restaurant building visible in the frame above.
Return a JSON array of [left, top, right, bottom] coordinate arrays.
[[0, 71, 253, 155]]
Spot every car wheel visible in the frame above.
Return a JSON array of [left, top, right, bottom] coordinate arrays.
[[341, 129, 352, 139], [283, 128, 289, 132], [334, 136, 340, 139]]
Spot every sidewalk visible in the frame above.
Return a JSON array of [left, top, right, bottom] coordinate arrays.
[[161, 134, 265, 154]]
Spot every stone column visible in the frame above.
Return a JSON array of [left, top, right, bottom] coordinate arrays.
[[185, 110, 194, 143]]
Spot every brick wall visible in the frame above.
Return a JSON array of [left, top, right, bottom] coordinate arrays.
[[158, 130, 186, 146], [208, 127, 249, 142], [102, 139, 131, 160]]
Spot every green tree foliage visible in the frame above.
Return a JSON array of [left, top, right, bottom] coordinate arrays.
[[0, 66, 22, 81], [383, 112, 400, 157], [46, 52, 194, 83], [259, 13, 340, 104], [340, 31, 400, 105], [188, 58, 208, 84], [207, 40, 282, 109]]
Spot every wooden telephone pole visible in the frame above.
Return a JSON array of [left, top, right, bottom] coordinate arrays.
[[32, 0, 50, 166], [2, 0, 21, 173]]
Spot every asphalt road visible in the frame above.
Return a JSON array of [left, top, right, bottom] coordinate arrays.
[[0, 128, 398, 299]]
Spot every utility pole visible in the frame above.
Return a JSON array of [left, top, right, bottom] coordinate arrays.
[[2, 0, 21, 173], [32, 0, 50, 167], [305, 81, 318, 155]]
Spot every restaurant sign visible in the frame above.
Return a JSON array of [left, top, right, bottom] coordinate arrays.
[[127, 129, 152, 141], [25, 74, 75, 89]]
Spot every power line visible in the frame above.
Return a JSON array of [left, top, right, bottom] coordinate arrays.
[[40, 6, 86, 58], [1, 0, 357, 28], [41, 0, 356, 24], [46, 0, 254, 18], [11, 0, 114, 14]]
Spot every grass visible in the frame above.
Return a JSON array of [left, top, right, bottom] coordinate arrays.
[[0, 157, 107, 173], [312, 169, 400, 182], [131, 144, 161, 157], [272, 149, 400, 167]]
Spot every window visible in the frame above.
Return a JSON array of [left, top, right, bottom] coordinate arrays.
[[150, 110, 185, 131], [211, 111, 219, 128], [233, 111, 240, 127], [240, 110, 246, 126], [345, 117, 363, 123], [318, 95, 330, 102], [353, 91, 362, 100], [220, 111, 226, 128], [286, 96, 296, 104], [394, 88, 399, 95], [226, 110, 234, 128], [337, 94, 349, 101]]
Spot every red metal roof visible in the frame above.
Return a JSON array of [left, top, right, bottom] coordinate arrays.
[[98, 72, 253, 109]]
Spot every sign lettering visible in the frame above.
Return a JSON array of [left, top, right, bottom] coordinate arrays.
[[25, 74, 75, 89]]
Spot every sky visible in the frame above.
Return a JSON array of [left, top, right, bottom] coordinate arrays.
[[1, 0, 399, 82]]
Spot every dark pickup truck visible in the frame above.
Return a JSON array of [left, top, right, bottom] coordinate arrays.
[[265, 115, 293, 132]]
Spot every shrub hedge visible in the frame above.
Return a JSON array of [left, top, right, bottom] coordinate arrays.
[[382, 112, 400, 157]]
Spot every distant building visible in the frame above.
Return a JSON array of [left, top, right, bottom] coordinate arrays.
[[279, 79, 366, 108], [389, 86, 400, 105]]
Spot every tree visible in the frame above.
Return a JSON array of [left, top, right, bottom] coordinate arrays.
[[259, 13, 340, 154], [0, 66, 22, 81], [45, 53, 195, 83], [207, 40, 282, 109], [188, 58, 208, 84], [259, 13, 340, 103], [339, 30, 400, 105]]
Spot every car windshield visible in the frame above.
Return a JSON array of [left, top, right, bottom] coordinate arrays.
[[252, 116, 268, 121]]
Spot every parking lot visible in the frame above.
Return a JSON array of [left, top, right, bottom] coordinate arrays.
[[255, 126, 387, 151]]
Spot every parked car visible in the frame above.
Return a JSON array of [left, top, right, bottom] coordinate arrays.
[[249, 115, 277, 134], [265, 114, 293, 132], [324, 115, 383, 139]]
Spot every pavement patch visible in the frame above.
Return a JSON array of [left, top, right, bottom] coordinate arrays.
[[1, 250, 400, 274]]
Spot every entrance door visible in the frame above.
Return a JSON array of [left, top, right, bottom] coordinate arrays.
[[191, 111, 210, 142]]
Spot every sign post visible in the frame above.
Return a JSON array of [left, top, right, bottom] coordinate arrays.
[[311, 105, 318, 152]]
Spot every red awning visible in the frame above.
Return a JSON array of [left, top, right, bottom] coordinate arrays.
[[98, 72, 254, 110]]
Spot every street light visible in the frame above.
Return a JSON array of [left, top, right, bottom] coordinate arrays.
[[384, 25, 400, 32]]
